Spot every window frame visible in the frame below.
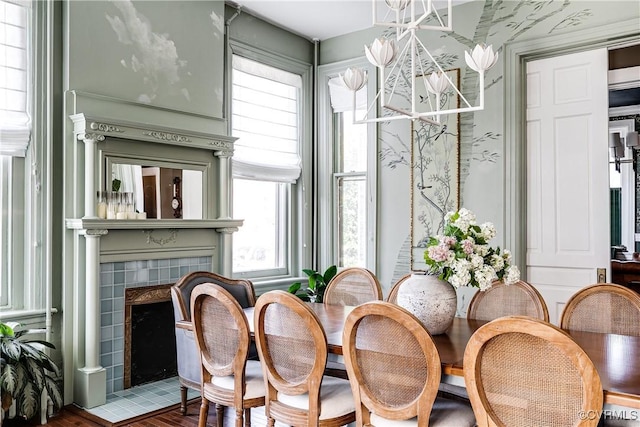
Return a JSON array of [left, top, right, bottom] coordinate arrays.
[[228, 41, 312, 289], [0, 0, 53, 317], [317, 58, 377, 270]]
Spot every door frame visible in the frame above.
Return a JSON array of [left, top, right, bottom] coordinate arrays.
[[503, 19, 640, 278]]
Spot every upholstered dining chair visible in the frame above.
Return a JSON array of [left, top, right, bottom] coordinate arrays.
[[253, 290, 356, 427], [323, 267, 383, 306], [190, 283, 265, 427], [385, 273, 412, 304], [464, 316, 603, 427], [170, 271, 256, 415], [560, 283, 640, 336], [342, 301, 476, 427], [467, 279, 550, 322]]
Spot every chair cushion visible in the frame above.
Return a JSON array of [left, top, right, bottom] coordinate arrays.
[[211, 360, 266, 399], [278, 375, 355, 420], [369, 396, 475, 427]]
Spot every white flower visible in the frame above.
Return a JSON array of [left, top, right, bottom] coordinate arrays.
[[364, 38, 397, 68], [341, 67, 367, 91], [474, 244, 489, 257], [475, 264, 497, 291], [503, 265, 521, 285], [465, 44, 499, 73], [449, 261, 471, 289], [470, 254, 484, 269], [480, 222, 497, 241], [424, 208, 520, 291], [453, 208, 476, 233], [490, 254, 504, 271], [425, 71, 449, 95]]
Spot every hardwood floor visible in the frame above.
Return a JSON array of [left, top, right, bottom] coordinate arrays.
[[2, 399, 217, 427]]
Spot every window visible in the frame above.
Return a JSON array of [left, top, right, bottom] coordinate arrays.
[[335, 109, 367, 267], [318, 60, 377, 270], [1, 0, 50, 314], [1, 0, 30, 310], [231, 53, 304, 280]]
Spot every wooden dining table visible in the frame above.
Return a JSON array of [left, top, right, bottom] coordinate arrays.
[[244, 302, 640, 409]]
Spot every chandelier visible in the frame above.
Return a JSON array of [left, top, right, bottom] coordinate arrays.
[[342, 0, 498, 126]]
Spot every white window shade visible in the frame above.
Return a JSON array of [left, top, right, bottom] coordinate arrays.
[[232, 55, 301, 183], [328, 76, 367, 113], [0, 0, 31, 157]]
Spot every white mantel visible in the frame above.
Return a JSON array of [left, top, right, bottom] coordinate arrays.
[[63, 91, 242, 408]]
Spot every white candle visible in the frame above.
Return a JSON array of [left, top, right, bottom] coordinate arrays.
[[97, 202, 107, 219], [137, 212, 147, 220], [116, 212, 127, 220]]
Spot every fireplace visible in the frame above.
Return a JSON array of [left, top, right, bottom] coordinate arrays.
[[65, 93, 241, 408], [124, 284, 177, 388]]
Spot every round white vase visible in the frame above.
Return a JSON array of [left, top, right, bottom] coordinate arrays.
[[396, 273, 457, 335]]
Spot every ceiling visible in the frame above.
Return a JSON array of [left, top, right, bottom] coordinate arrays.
[[229, 0, 467, 41]]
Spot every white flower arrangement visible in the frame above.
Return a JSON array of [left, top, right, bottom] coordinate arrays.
[[424, 208, 520, 290]]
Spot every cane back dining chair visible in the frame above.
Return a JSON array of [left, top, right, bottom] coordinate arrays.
[[464, 316, 603, 427], [171, 271, 256, 415], [253, 290, 356, 427], [560, 283, 640, 336], [190, 283, 265, 427], [385, 273, 412, 304], [467, 279, 550, 322], [323, 267, 383, 306], [342, 301, 476, 427]]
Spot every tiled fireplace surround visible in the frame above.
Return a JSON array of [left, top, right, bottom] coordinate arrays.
[[99, 256, 211, 396]]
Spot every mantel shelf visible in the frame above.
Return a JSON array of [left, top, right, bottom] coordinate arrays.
[[65, 218, 243, 231]]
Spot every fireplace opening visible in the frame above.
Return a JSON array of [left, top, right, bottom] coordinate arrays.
[[124, 284, 178, 388], [130, 300, 177, 386]]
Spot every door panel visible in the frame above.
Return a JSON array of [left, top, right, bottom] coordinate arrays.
[[526, 48, 609, 324]]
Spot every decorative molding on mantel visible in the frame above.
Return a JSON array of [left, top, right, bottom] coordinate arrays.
[[69, 113, 236, 157], [143, 229, 178, 246], [65, 218, 244, 231], [217, 227, 240, 234]]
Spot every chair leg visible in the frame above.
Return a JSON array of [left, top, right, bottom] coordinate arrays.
[[267, 417, 275, 427], [244, 408, 251, 427], [235, 408, 243, 427], [180, 385, 188, 415], [198, 398, 209, 427], [216, 403, 225, 427]]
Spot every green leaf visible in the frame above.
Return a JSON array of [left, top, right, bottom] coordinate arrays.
[[22, 339, 56, 350], [112, 178, 121, 192], [301, 269, 316, 277], [287, 282, 301, 294], [0, 323, 14, 337], [322, 265, 337, 283], [298, 294, 311, 302], [2, 340, 22, 361], [307, 275, 317, 290], [1, 363, 19, 395], [26, 358, 45, 392], [18, 381, 39, 420], [45, 376, 63, 411]]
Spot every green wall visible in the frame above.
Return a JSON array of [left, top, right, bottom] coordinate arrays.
[[319, 1, 640, 292]]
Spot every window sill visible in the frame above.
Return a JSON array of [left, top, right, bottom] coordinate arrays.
[[0, 308, 58, 324], [252, 276, 306, 295]]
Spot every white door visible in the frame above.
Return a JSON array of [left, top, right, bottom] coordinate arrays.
[[526, 48, 610, 324]]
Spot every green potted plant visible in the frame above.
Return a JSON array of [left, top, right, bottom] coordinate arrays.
[[287, 265, 337, 303], [0, 322, 62, 422]]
